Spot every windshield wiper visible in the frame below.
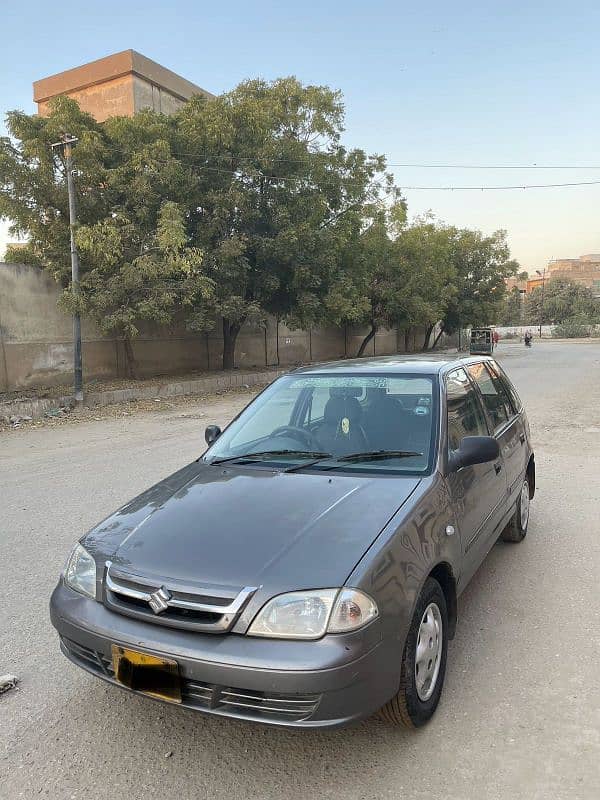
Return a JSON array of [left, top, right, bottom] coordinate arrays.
[[287, 449, 424, 472], [208, 450, 332, 466], [335, 450, 424, 463]]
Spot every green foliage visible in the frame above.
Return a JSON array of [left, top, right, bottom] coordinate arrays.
[[176, 77, 393, 365], [0, 83, 521, 372], [67, 201, 212, 339], [526, 279, 600, 325], [324, 210, 458, 355], [551, 315, 597, 338], [499, 286, 524, 326], [0, 97, 211, 376], [392, 217, 457, 338], [440, 229, 517, 335]]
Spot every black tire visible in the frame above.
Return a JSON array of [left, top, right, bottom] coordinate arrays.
[[500, 477, 530, 543], [379, 577, 448, 728]]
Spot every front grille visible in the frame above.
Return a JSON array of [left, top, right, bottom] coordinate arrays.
[[103, 562, 256, 633], [60, 637, 320, 723]]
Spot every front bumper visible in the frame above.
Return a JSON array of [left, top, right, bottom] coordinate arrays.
[[50, 582, 399, 729]]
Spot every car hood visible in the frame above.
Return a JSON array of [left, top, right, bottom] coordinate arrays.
[[84, 461, 420, 594]]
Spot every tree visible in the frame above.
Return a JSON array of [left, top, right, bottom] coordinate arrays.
[[324, 209, 456, 356], [72, 201, 212, 375], [0, 97, 213, 376], [438, 229, 518, 337], [177, 78, 391, 368], [525, 278, 599, 325], [351, 209, 402, 358], [499, 285, 524, 326], [322, 204, 406, 357], [392, 218, 457, 350]]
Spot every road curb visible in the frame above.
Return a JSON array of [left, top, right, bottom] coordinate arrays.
[[0, 368, 289, 422]]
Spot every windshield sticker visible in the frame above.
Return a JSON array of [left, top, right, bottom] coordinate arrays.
[[291, 376, 388, 389], [290, 376, 432, 393]]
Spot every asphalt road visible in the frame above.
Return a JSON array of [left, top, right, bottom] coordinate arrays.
[[1, 340, 599, 800]]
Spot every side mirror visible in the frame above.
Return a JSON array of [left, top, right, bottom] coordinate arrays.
[[205, 425, 222, 446], [448, 435, 499, 472]]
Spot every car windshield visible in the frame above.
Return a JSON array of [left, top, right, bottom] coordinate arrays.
[[204, 372, 437, 474]]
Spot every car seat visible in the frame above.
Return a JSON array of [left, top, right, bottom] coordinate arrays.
[[363, 390, 405, 451], [316, 395, 368, 456]]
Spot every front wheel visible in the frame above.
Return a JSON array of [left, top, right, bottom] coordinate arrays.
[[500, 477, 530, 542], [378, 577, 448, 728]]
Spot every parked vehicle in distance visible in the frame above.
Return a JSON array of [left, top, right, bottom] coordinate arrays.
[[470, 327, 495, 355], [50, 355, 535, 729]]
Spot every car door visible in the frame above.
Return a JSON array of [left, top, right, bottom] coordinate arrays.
[[467, 361, 525, 508], [491, 361, 530, 498], [444, 367, 508, 585]]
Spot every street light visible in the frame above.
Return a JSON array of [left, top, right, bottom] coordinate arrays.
[[535, 268, 547, 338]]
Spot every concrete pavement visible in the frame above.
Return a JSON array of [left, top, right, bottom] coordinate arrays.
[[1, 340, 599, 799]]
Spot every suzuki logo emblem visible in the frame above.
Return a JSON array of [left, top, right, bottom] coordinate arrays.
[[148, 586, 171, 615]]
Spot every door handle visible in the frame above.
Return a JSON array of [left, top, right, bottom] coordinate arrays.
[[494, 462, 502, 474], [519, 433, 526, 445]]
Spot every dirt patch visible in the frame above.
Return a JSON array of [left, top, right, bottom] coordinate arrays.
[[0, 366, 281, 404], [0, 384, 266, 433]]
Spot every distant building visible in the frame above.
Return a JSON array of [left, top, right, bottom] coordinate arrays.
[[505, 275, 541, 295], [505, 276, 528, 293], [33, 50, 212, 122], [506, 254, 600, 297], [547, 254, 600, 296], [526, 276, 544, 293]]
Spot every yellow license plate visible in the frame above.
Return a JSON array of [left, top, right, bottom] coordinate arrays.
[[111, 645, 182, 704]]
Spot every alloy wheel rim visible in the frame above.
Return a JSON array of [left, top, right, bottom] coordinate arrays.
[[520, 479, 530, 530], [415, 602, 443, 701]]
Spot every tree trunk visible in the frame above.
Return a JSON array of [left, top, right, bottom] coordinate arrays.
[[422, 323, 435, 351], [431, 326, 445, 350], [123, 337, 138, 379], [356, 321, 377, 357], [222, 318, 241, 370], [404, 326, 412, 352]]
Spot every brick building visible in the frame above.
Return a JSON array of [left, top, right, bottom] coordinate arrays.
[[547, 254, 600, 296], [33, 50, 212, 122]]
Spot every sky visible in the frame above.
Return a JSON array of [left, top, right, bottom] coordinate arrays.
[[1, 0, 600, 272]]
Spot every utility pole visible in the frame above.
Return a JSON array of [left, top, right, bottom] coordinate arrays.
[[52, 134, 83, 400], [535, 267, 547, 339]]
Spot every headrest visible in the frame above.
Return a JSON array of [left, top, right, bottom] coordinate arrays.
[[324, 396, 363, 423]]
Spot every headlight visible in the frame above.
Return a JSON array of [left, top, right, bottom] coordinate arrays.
[[64, 543, 97, 599], [248, 588, 377, 640]]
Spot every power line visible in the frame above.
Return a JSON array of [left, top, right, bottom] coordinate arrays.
[[401, 180, 600, 190], [110, 160, 600, 191], [383, 163, 600, 170], [77, 142, 600, 191], [91, 141, 600, 171]]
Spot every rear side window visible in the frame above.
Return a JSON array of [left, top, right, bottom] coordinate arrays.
[[491, 362, 522, 413], [467, 362, 514, 431], [446, 368, 489, 451]]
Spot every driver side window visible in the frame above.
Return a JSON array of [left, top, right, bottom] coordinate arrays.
[[446, 368, 489, 452]]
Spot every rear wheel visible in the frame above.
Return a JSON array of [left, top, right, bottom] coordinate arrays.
[[379, 577, 448, 728], [500, 477, 530, 543]]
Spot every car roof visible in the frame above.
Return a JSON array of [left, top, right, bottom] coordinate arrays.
[[290, 353, 494, 376]]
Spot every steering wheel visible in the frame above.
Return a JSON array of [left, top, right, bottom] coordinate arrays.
[[271, 425, 315, 449]]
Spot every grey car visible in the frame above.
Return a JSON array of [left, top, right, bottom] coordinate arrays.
[[50, 355, 535, 729]]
